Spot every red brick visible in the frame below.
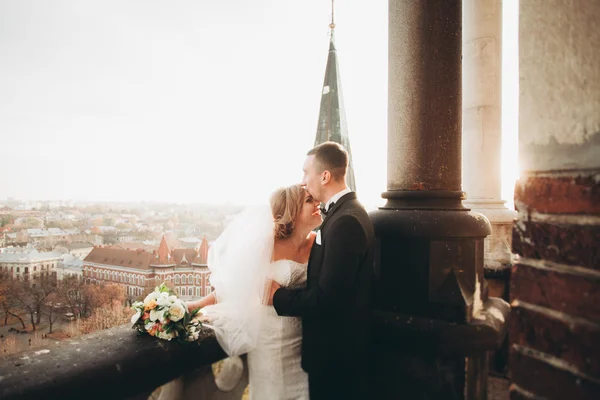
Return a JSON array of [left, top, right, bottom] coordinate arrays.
[[510, 346, 600, 400], [512, 221, 599, 270], [510, 304, 600, 379], [514, 175, 600, 214], [510, 262, 600, 322]]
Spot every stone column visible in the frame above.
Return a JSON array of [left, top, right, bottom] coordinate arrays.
[[369, 1, 510, 398], [462, 0, 517, 271]]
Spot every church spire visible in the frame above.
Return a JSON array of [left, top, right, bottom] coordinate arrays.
[[314, 0, 356, 191]]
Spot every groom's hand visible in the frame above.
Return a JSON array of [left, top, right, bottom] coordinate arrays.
[[267, 281, 281, 305]]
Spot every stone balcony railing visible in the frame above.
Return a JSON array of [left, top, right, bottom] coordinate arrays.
[[0, 302, 509, 400], [0, 325, 248, 400]]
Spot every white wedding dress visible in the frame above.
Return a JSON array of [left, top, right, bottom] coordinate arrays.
[[200, 205, 309, 399], [246, 259, 309, 400]]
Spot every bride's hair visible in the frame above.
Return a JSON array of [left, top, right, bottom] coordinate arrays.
[[270, 184, 305, 240]]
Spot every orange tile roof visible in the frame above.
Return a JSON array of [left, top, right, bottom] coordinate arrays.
[[84, 247, 153, 270]]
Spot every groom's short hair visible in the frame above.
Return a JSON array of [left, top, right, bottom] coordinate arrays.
[[307, 142, 348, 182]]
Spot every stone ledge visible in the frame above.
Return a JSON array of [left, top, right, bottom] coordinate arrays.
[[371, 297, 510, 356], [0, 324, 225, 400]]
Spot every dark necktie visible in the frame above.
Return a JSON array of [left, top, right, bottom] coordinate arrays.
[[319, 205, 328, 216], [320, 202, 335, 217]]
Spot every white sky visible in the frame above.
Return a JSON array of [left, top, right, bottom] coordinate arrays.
[[0, 1, 517, 210]]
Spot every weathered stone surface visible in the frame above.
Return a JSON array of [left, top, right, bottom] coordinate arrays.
[[510, 302, 600, 379], [0, 324, 225, 400], [512, 221, 600, 270], [510, 262, 600, 322], [519, 0, 600, 172], [514, 175, 600, 215], [509, 384, 544, 400], [371, 296, 509, 357], [510, 345, 600, 400]]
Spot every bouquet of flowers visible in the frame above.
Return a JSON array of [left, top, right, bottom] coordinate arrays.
[[131, 282, 202, 342]]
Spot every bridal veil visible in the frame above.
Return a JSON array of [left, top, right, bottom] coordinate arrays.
[[201, 203, 274, 357]]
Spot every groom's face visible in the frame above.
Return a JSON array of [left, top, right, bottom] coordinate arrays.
[[301, 155, 323, 202]]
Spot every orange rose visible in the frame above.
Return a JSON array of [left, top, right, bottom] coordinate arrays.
[[148, 322, 161, 336], [144, 300, 158, 311]]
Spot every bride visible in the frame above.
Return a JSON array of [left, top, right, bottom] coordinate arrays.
[[186, 184, 322, 399]]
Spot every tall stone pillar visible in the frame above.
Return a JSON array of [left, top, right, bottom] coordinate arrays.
[[369, 1, 510, 398], [462, 0, 517, 273]]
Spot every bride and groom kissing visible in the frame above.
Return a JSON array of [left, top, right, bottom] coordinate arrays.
[[187, 141, 375, 400]]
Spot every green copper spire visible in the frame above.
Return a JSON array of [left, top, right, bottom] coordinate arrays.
[[313, 6, 356, 192]]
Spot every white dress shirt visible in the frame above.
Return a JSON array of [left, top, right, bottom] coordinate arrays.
[[324, 187, 352, 212]]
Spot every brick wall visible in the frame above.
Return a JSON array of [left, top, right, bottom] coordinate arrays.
[[510, 2, 600, 398], [509, 173, 600, 399]]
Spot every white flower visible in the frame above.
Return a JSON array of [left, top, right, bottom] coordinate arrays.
[[168, 302, 186, 322], [156, 296, 170, 307], [130, 310, 142, 324], [150, 308, 167, 323], [132, 301, 144, 309], [187, 332, 199, 342], [157, 330, 175, 341], [168, 295, 178, 304], [144, 291, 159, 304]]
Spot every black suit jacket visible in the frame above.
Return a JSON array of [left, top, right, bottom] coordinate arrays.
[[273, 192, 375, 374]]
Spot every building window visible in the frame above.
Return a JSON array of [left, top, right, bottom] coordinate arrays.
[[33, 266, 36, 272], [176, 288, 180, 295], [196, 287, 200, 297], [196, 275, 200, 285], [187, 274, 192, 284], [175, 275, 180, 284]]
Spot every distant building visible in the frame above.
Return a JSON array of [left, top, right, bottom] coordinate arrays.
[[53, 242, 95, 259], [82, 236, 211, 299], [0, 247, 62, 280], [5, 230, 29, 246], [178, 237, 203, 249], [56, 255, 83, 280]]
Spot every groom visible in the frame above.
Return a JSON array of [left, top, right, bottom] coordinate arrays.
[[268, 142, 375, 400]]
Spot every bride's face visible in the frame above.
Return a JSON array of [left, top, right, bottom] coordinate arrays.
[[295, 191, 322, 231]]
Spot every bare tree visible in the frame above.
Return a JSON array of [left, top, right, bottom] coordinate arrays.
[[11, 273, 57, 331], [0, 273, 26, 328], [42, 293, 63, 333], [56, 275, 87, 319]]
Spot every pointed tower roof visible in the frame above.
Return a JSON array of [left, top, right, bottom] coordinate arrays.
[[197, 236, 209, 265], [313, 3, 356, 191], [156, 235, 172, 264]]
